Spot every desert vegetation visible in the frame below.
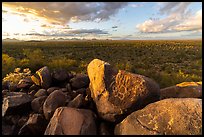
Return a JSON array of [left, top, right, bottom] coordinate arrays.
[[2, 40, 202, 88]]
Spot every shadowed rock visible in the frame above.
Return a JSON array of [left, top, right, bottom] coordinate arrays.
[[160, 82, 202, 99], [18, 114, 47, 135], [70, 74, 90, 89], [44, 107, 97, 135], [2, 92, 32, 117]]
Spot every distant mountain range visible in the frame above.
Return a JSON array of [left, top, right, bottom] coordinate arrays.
[[2, 38, 22, 42]]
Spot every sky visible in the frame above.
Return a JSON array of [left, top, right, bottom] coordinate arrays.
[[2, 2, 202, 40]]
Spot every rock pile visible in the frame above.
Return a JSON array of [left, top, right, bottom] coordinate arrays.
[[2, 59, 202, 135]]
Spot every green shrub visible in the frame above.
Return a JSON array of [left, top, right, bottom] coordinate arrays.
[[2, 54, 17, 78]]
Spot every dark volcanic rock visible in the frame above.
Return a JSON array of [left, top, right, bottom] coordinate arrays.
[[52, 69, 69, 82], [34, 89, 47, 98], [44, 107, 97, 135], [67, 94, 84, 108], [31, 66, 52, 89], [18, 114, 47, 135], [70, 74, 90, 89], [43, 90, 67, 120], [47, 87, 60, 95], [160, 82, 202, 99], [2, 92, 32, 117], [87, 59, 160, 122], [31, 96, 47, 113], [114, 98, 202, 135]]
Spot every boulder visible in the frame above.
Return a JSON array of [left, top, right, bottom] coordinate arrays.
[[31, 96, 47, 113], [87, 59, 160, 122], [70, 74, 90, 89], [34, 89, 47, 98], [52, 69, 69, 82], [2, 92, 32, 117], [31, 66, 52, 89], [44, 107, 97, 135], [43, 90, 67, 120], [160, 82, 202, 99], [18, 114, 47, 135], [114, 98, 202, 135]]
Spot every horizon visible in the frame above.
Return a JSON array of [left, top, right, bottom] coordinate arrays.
[[2, 2, 202, 40]]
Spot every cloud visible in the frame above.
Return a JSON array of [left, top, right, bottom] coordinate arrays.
[[159, 2, 191, 15], [69, 29, 108, 34], [3, 2, 128, 25], [129, 3, 144, 8], [112, 26, 118, 29], [137, 2, 202, 33]]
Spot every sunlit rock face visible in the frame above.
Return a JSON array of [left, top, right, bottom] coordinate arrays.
[[87, 59, 160, 122], [114, 98, 202, 135], [160, 82, 202, 100]]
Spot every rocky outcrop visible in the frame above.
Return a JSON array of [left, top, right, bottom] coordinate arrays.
[[114, 98, 202, 135], [160, 82, 202, 99], [44, 107, 97, 135], [2, 62, 202, 135], [87, 59, 160, 122]]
